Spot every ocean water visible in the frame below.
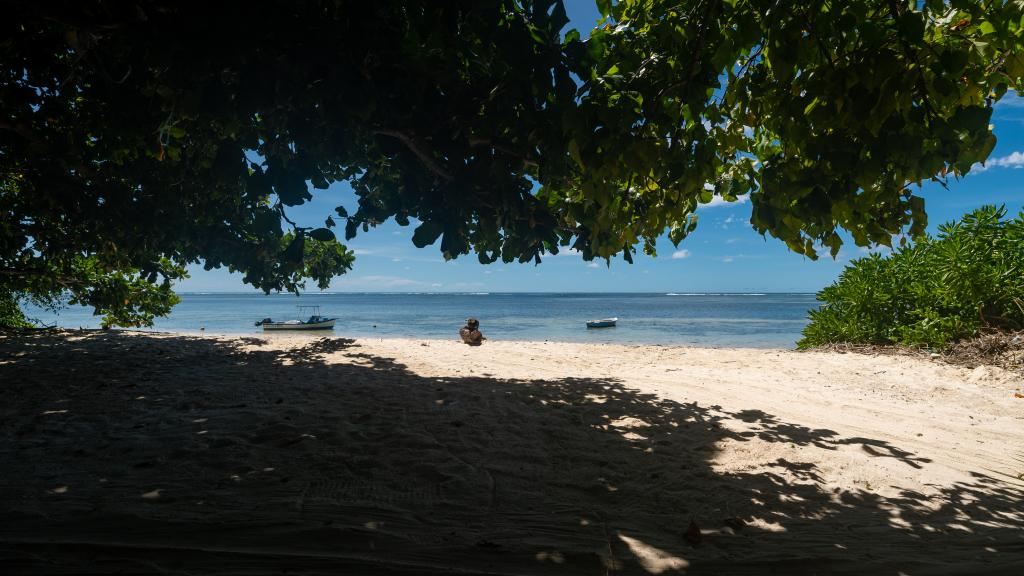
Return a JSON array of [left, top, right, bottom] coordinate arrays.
[[24, 292, 820, 348]]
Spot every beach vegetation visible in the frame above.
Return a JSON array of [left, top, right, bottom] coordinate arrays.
[[2, 1, 1023, 325], [800, 206, 1024, 349], [0, 289, 31, 328]]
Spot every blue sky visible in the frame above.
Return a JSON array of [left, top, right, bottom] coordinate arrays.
[[178, 1, 1024, 294]]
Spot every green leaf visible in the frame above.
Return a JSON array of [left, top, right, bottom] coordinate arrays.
[[345, 219, 359, 241], [569, 139, 584, 168], [309, 228, 335, 241], [550, 0, 569, 32], [310, 172, 330, 190], [804, 98, 821, 117], [949, 105, 992, 132], [212, 141, 243, 182], [897, 12, 925, 42], [282, 232, 305, 263], [411, 220, 444, 248], [274, 170, 312, 206], [246, 171, 272, 200], [253, 208, 281, 236]]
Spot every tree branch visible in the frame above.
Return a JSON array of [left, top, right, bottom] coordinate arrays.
[[0, 267, 86, 287], [0, 121, 40, 144], [468, 137, 540, 168], [373, 129, 454, 182]]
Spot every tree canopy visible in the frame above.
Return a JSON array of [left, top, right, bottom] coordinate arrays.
[[2, 1, 1023, 325]]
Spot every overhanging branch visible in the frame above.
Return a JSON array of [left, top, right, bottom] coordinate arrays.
[[373, 129, 454, 182], [468, 137, 540, 168]]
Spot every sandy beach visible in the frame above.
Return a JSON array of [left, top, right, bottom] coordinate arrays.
[[1, 330, 1022, 574]]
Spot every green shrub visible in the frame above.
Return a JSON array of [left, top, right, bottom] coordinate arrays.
[[799, 206, 1024, 349], [0, 289, 31, 328]]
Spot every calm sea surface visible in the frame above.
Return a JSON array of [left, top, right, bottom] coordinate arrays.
[[25, 292, 820, 348]]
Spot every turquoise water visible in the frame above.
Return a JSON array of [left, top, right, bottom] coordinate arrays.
[[23, 292, 820, 348]]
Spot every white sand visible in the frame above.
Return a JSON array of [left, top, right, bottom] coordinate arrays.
[[1, 331, 1022, 574]]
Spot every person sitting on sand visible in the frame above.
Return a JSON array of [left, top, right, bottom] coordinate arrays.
[[459, 317, 486, 346]]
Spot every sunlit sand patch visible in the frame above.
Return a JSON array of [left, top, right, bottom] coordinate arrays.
[[610, 416, 650, 429], [744, 517, 787, 532], [617, 533, 689, 573], [534, 550, 566, 564]]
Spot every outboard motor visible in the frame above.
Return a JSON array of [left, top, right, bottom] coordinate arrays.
[[255, 317, 273, 326]]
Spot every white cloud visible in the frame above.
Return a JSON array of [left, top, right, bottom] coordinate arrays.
[[556, 248, 581, 257], [857, 245, 893, 256], [671, 249, 691, 259], [586, 262, 600, 268], [700, 193, 750, 209], [725, 238, 739, 244], [974, 151, 1024, 172], [352, 248, 374, 255], [719, 253, 760, 263], [332, 275, 428, 288], [391, 258, 402, 262]]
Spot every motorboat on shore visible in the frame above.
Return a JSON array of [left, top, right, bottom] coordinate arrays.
[[586, 317, 618, 328], [256, 306, 336, 331]]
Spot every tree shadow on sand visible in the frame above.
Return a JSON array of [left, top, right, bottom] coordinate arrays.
[[0, 331, 1021, 574]]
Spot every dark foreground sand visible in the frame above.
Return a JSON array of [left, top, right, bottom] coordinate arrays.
[[1, 330, 1022, 574]]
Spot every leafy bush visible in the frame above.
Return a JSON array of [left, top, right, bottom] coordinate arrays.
[[800, 206, 1024, 349], [0, 289, 31, 328]]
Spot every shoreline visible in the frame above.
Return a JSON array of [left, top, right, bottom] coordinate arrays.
[[19, 292, 818, 350], [2, 329, 1022, 573], [18, 327, 806, 351]]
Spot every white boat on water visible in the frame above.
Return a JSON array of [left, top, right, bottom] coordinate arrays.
[[256, 306, 336, 331], [586, 317, 618, 328]]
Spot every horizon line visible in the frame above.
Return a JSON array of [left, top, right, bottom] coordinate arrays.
[[173, 290, 819, 295]]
